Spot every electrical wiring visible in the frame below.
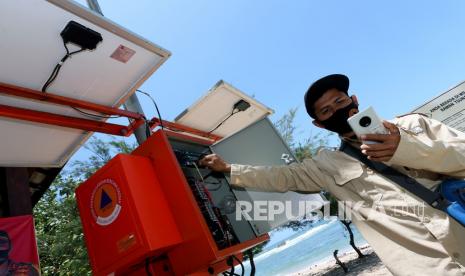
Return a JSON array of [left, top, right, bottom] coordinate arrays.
[[232, 255, 245, 276], [246, 250, 256, 276], [193, 162, 205, 182], [42, 41, 85, 93], [208, 109, 239, 134], [208, 99, 251, 134], [192, 162, 223, 191], [71, 106, 152, 139], [227, 256, 235, 276], [143, 116, 152, 138], [40, 26, 156, 139], [42, 38, 125, 120], [71, 106, 122, 119], [136, 89, 164, 130], [222, 272, 240, 276]]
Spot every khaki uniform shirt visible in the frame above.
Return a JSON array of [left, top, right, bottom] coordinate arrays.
[[230, 114, 465, 276]]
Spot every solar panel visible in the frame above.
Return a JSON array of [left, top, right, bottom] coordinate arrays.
[[0, 0, 170, 167], [175, 80, 274, 139]]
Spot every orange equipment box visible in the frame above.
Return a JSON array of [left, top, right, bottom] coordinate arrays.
[[77, 130, 268, 275], [76, 154, 182, 276], [132, 131, 267, 275]]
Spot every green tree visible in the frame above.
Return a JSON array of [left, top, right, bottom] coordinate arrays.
[[34, 175, 90, 275], [274, 107, 333, 163], [34, 137, 135, 275]]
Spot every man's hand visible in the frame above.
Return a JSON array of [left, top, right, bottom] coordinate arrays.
[[360, 121, 401, 162], [199, 154, 231, 173]]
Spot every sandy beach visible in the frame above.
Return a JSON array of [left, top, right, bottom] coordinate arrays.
[[290, 245, 392, 276]]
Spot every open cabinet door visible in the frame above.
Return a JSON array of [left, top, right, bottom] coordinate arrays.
[[212, 118, 324, 235]]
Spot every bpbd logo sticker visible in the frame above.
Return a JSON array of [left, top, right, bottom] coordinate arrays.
[[90, 179, 122, 226]]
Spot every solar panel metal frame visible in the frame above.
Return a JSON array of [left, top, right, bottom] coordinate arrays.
[[0, 0, 171, 167]]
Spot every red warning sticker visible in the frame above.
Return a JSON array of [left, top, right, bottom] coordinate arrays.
[[110, 45, 136, 63], [90, 178, 122, 226]]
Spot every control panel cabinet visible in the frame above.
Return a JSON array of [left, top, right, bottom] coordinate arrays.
[[131, 131, 268, 275], [168, 137, 258, 244], [77, 130, 268, 276]]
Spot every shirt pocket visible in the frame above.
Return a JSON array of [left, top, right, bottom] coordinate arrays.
[[315, 150, 364, 185], [333, 161, 364, 185]]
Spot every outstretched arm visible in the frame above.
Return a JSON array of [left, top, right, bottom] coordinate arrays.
[[200, 154, 333, 193]]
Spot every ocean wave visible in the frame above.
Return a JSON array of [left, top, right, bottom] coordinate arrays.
[[254, 218, 339, 261]]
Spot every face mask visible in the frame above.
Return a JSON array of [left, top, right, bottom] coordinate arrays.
[[318, 101, 358, 135]]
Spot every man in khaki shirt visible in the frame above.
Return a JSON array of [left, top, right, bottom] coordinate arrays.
[[200, 74, 465, 276]]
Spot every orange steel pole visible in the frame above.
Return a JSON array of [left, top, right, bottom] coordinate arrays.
[[0, 82, 143, 119], [0, 104, 141, 136], [150, 118, 223, 141]]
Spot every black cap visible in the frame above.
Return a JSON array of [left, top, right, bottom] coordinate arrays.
[[304, 74, 349, 118]]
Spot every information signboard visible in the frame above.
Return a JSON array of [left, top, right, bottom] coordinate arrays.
[[413, 81, 465, 132]]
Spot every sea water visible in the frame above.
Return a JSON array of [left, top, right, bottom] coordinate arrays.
[[234, 218, 367, 275]]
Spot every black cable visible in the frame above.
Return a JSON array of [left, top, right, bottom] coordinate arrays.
[[227, 256, 235, 276], [41, 64, 61, 92], [143, 116, 152, 138], [42, 41, 85, 93], [232, 255, 245, 276], [71, 106, 122, 119], [68, 48, 86, 56], [42, 41, 125, 120], [246, 250, 256, 276], [137, 89, 164, 130], [222, 272, 240, 276], [42, 62, 63, 92], [208, 109, 239, 134]]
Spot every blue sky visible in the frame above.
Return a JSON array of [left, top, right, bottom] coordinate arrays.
[[72, 0, 465, 151]]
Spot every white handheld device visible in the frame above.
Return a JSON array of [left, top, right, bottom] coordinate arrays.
[[347, 106, 388, 142]]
